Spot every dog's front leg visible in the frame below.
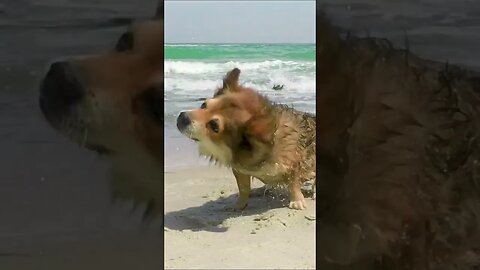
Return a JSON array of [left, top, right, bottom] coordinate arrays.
[[227, 169, 251, 211]]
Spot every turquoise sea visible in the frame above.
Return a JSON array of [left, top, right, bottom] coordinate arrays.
[[164, 43, 316, 123]]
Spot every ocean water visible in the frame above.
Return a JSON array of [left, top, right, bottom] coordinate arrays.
[[164, 43, 316, 123]]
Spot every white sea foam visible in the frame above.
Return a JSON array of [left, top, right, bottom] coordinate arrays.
[[165, 44, 202, 47], [164, 59, 316, 120], [165, 60, 315, 75]]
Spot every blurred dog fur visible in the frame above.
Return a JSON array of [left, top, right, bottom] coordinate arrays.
[[315, 9, 480, 270]]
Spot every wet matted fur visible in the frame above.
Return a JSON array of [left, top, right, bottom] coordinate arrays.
[[177, 68, 316, 210], [315, 11, 480, 270]]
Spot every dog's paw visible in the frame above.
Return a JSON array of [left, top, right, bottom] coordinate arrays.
[[225, 201, 248, 211], [289, 199, 307, 210]]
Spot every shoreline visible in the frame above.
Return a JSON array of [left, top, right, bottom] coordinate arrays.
[[164, 122, 209, 172]]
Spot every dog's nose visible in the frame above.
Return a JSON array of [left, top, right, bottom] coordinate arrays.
[[39, 61, 85, 118], [176, 111, 191, 131]]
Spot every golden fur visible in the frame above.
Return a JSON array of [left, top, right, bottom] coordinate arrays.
[[177, 68, 316, 210]]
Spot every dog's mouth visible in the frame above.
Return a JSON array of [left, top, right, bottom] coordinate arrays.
[[45, 115, 114, 156], [179, 129, 200, 142], [76, 129, 115, 156], [85, 143, 112, 155]]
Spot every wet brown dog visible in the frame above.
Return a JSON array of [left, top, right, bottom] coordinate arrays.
[[176, 68, 316, 210], [39, 2, 164, 218], [316, 11, 480, 270]]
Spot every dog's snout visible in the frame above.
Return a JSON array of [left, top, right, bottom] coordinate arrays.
[[39, 61, 85, 119], [176, 111, 191, 131]]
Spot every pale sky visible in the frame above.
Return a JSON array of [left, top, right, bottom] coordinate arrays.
[[165, 1, 315, 44]]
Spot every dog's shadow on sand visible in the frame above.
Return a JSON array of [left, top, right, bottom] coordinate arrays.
[[164, 187, 289, 233]]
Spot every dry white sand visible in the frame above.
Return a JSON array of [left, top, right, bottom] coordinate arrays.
[[164, 166, 316, 269]]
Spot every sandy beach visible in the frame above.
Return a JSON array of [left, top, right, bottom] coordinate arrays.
[[164, 166, 316, 269]]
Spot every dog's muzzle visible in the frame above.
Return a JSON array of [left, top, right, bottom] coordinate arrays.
[[39, 61, 85, 126], [176, 111, 191, 132]]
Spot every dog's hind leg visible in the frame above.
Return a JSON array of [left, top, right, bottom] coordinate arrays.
[[288, 178, 307, 210]]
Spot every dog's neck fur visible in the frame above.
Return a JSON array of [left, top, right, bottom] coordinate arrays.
[[232, 106, 306, 182], [108, 140, 164, 218]]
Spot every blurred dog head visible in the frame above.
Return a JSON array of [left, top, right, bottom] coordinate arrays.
[[39, 3, 164, 161]]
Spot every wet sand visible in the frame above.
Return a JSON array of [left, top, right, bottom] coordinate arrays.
[[164, 165, 316, 269]]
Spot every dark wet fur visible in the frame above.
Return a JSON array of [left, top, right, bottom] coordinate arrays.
[[316, 11, 480, 270], [273, 103, 316, 182]]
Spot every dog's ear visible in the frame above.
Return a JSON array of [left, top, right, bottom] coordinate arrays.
[[154, 0, 163, 20], [242, 99, 276, 144], [223, 68, 241, 89], [214, 68, 241, 97], [244, 114, 276, 144]]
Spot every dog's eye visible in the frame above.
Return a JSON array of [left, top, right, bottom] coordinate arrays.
[[115, 31, 134, 52], [200, 102, 207, 109], [207, 119, 219, 133]]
